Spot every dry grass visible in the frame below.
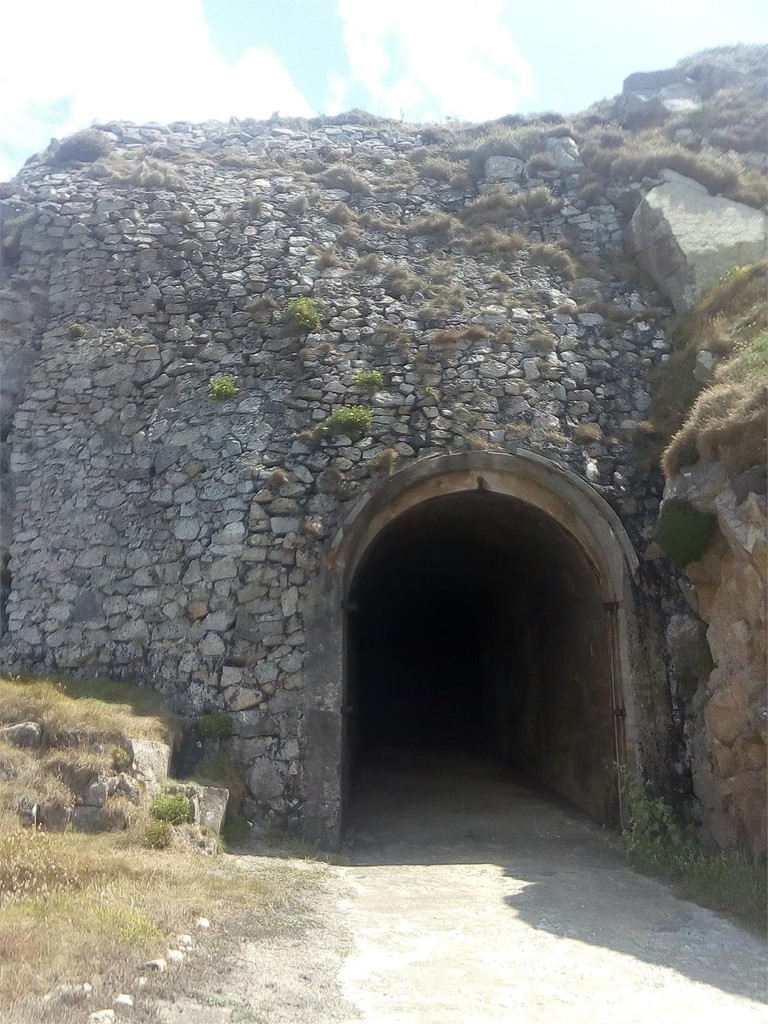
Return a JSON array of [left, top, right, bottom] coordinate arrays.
[[460, 185, 563, 229], [0, 674, 319, 1018], [528, 242, 577, 280], [446, 121, 574, 182], [404, 212, 456, 240], [0, 676, 177, 746], [648, 262, 768, 476], [0, 675, 178, 831], [0, 828, 317, 1017], [672, 86, 768, 154], [315, 164, 373, 196], [88, 152, 186, 191], [465, 226, 526, 258], [580, 126, 768, 209], [573, 422, 604, 444], [663, 347, 768, 477]]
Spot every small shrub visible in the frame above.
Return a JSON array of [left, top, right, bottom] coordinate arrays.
[[616, 764, 766, 931], [656, 498, 717, 566], [573, 422, 603, 444], [150, 793, 192, 826], [53, 129, 113, 165], [208, 374, 239, 400], [319, 406, 373, 440], [144, 819, 173, 849], [199, 711, 232, 740], [68, 322, 86, 340], [355, 370, 384, 394], [284, 297, 322, 334]]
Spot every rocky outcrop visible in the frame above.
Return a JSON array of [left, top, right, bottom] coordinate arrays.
[[625, 170, 768, 312], [662, 461, 767, 854]]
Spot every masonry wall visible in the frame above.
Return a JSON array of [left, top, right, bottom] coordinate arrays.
[[0, 118, 677, 830]]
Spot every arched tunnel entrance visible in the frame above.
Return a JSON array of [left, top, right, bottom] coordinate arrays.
[[301, 453, 647, 849], [345, 490, 620, 825]]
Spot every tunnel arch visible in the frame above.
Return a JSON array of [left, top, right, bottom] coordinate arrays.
[[302, 452, 646, 848]]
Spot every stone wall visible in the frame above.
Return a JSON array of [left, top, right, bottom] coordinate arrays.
[[0, 118, 677, 833]]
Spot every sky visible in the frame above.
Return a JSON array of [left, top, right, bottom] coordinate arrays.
[[1, 0, 767, 181]]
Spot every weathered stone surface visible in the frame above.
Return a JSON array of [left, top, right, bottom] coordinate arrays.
[[626, 170, 768, 312], [667, 466, 767, 854], [130, 738, 172, 784], [483, 156, 524, 181]]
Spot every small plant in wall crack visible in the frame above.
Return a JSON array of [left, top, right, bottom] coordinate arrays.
[[283, 296, 322, 336], [208, 373, 239, 400], [354, 369, 384, 395], [315, 405, 373, 441]]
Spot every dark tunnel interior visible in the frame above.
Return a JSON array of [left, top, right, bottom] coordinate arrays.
[[346, 491, 619, 824]]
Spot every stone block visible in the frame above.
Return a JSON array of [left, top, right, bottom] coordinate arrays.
[[130, 738, 172, 783], [626, 170, 768, 312]]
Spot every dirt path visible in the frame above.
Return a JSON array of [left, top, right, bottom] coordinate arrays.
[[158, 754, 766, 1023]]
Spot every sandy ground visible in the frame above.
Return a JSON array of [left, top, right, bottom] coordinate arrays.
[[157, 753, 767, 1023]]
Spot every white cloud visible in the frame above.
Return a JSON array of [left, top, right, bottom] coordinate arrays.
[[336, 0, 533, 121], [0, 1, 312, 179]]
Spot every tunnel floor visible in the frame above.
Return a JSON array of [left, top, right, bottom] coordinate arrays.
[[343, 748, 603, 857]]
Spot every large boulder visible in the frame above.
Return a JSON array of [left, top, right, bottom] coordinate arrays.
[[626, 170, 768, 312]]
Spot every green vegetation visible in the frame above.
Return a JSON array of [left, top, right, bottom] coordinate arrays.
[[199, 710, 232, 740], [618, 765, 766, 933], [355, 369, 384, 394], [284, 296, 322, 334], [208, 373, 239, 400], [144, 819, 173, 849], [319, 405, 373, 440], [652, 262, 768, 477], [67, 322, 86, 340], [150, 792, 193, 825], [656, 499, 717, 566]]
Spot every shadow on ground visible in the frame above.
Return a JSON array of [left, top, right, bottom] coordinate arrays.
[[340, 749, 767, 1005]]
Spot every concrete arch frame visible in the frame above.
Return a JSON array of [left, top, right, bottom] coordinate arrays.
[[302, 451, 657, 849]]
